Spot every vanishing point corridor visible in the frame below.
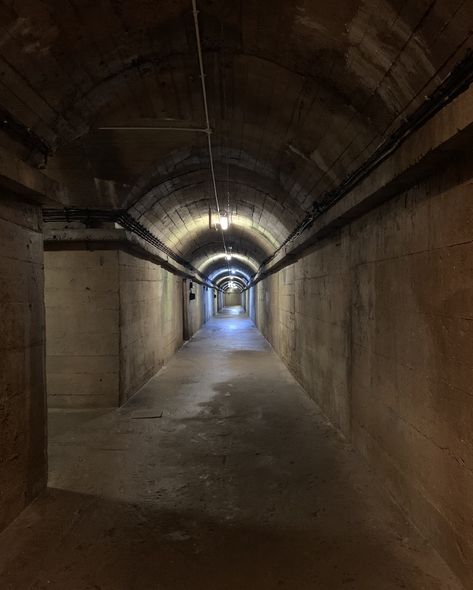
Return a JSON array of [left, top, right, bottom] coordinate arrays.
[[0, 308, 462, 589], [1, 0, 473, 588]]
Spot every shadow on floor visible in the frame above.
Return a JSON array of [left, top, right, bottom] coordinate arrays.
[[0, 486, 450, 590], [0, 312, 462, 589]]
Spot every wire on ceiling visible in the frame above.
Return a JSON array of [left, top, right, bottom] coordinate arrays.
[[221, 21, 233, 279], [191, 0, 229, 261]]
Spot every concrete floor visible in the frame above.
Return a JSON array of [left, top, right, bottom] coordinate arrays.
[[0, 307, 463, 589]]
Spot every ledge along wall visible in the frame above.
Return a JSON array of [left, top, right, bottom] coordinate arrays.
[[249, 151, 473, 586], [45, 244, 213, 409], [0, 196, 47, 532]]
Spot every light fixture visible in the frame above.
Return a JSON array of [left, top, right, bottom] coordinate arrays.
[[225, 253, 232, 260], [209, 209, 231, 231], [219, 212, 229, 230]]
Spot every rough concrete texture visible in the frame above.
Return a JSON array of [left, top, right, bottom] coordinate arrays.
[[0, 197, 47, 532], [249, 156, 473, 586], [1, 0, 469, 269], [186, 281, 214, 339], [0, 309, 463, 589], [45, 250, 120, 408], [224, 291, 242, 307], [119, 251, 183, 404], [45, 248, 211, 409]]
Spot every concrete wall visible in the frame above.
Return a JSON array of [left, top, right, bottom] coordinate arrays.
[[243, 290, 250, 312], [224, 291, 242, 307], [183, 280, 214, 340], [205, 286, 216, 322], [216, 290, 225, 311], [45, 246, 213, 408], [188, 282, 205, 337], [119, 251, 183, 404], [212, 290, 219, 315], [0, 197, 47, 532], [45, 250, 120, 408], [249, 156, 473, 586], [45, 244, 216, 408]]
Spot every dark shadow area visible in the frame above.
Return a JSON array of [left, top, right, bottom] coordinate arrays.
[[0, 486, 451, 590]]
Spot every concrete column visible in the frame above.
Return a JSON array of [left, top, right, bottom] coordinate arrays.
[[0, 196, 47, 532], [44, 234, 211, 408], [45, 249, 120, 408]]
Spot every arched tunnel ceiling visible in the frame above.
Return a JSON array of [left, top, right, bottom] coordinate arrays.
[[195, 252, 258, 274], [1, 0, 471, 269], [213, 269, 250, 285], [209, 264, 252, 282], [184, 227, 271, 267], [216, 275, 246, 288], [126, 154, 301, 261], [197, 253, 257, 289]]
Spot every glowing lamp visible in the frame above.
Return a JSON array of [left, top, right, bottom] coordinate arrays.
[[219, 213, 229, 230]]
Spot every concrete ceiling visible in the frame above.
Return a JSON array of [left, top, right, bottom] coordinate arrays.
[[1, 0, 471, 269]]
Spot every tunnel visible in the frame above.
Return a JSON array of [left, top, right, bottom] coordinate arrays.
[[0, 0, 473, 588]]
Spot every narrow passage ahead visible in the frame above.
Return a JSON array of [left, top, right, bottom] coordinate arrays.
[[0, 308, 461, 589]]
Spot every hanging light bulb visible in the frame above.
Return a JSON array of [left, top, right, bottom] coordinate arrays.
[[225, 253, 232, 260], [219, 212, 229, 230]]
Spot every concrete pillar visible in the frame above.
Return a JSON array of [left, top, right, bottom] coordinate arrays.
[[217, 291, 224, 311], [0, 196, 47, 531], [44, 234, 212, 408], [45, 249, 120, 408]]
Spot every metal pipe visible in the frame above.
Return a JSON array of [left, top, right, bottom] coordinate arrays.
[[191, 0, 212, 137], [191, 0, 228, 257], [98, 126, 208, 133]]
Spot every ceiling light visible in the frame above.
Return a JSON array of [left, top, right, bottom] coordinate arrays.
[[219, 213, 229, 230], [225, 253, 232, 260]]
